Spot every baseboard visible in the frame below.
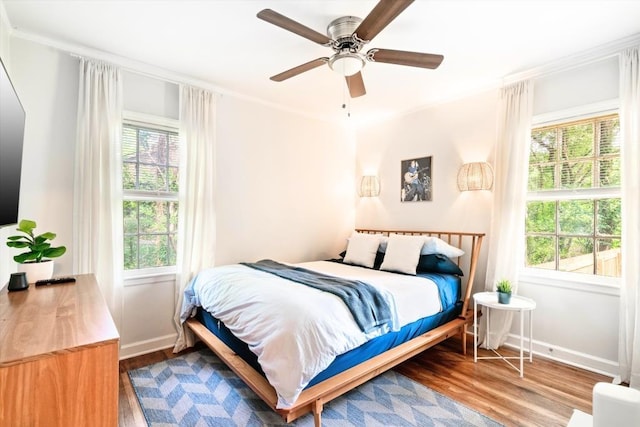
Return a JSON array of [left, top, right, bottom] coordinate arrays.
[[504, 333, 618, 378], [119, 333, 178, 360], [466, 330, 618, 378]]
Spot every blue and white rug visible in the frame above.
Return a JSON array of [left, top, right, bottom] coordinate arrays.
[[129, 348, 502, 426]]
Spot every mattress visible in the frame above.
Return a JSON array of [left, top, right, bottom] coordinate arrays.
[[195, 270, 461, 388]]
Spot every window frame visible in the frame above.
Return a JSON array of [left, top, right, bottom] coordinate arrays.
[[121, 111, 180, 279], [521, 99, 621, 290]]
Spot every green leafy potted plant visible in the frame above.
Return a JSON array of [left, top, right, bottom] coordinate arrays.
[[6, 219, 66, 283], [496, 279, 512, 304]]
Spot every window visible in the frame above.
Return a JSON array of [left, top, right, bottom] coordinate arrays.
[[525, 113, 621, 278], [122, 117, 179, 271]]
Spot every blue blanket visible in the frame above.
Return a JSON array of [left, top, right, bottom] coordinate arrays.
[[241, 259, 392, 333]]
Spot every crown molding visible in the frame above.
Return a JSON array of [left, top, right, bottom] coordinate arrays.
[[9, 28, 338, 125], [504, 32, 640, 85]]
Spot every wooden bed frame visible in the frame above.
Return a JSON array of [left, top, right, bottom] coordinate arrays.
[[186, 229, 485, 426]]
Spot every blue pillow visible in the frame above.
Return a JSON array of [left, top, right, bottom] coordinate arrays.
[[417, 254, 463, 276], [373, 251, 385, 269]]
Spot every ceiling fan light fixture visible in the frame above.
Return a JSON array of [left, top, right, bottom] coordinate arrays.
[[258, 2, 441, 97], [329, 52, 365, 76]]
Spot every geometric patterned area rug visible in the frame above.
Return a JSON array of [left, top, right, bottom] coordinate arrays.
[[129, 348, 503, 426]]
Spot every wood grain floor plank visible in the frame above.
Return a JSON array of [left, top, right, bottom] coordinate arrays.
[[395, 338, 610, 427]]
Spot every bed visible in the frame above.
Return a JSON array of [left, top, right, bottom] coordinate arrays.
[[181, 229, 484, 426]]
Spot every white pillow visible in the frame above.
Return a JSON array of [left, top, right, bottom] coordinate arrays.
[[379, 234, 425, 275], [422, 236, 465, 258], [343, 233, 382, 268]]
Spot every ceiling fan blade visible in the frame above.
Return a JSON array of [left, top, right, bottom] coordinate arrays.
[[345, 72, 366, 98], [270, 58, 329, 82], [354, 0, 414, 42], [367, 48, 444, 69], [257, 9, 332, 46]]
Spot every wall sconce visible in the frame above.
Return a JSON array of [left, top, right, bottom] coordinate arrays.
[[457, 162, 494, 191], [360, 175, 380, 197]]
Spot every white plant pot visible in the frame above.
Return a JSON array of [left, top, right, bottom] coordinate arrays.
[[18, 260, 54, 284]]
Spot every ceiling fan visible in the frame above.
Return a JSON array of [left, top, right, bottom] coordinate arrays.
[[257, 0, 443, 98]]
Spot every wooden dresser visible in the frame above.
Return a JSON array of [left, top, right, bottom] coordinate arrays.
[[0, 274, 119, 426]]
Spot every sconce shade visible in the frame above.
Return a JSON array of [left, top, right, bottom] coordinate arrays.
[[360, 175, 380, 197], [457, 162, 494, 191]]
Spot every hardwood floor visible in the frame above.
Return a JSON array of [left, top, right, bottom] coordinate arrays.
[[395, 338, 610, 427], [119, 338, 611, 426]]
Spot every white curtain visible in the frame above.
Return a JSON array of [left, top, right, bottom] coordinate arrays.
[[483, 80, 533, 349], [173, 85, 217, 352], [73, 58, 124, 331], [618, 46, 640, 389]]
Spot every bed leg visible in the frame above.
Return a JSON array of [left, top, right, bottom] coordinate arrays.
[[313, 399, 323, 427], [461, 325, 467, 355]]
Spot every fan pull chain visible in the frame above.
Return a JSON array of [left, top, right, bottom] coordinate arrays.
[[342, 80, 351, 118]]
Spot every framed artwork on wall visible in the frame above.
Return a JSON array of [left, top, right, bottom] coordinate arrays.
[[400, 156, 432, 202]]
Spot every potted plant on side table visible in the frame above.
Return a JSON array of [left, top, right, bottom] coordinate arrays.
[[496, 279, 512, 304], [6, 219, 67, 283]]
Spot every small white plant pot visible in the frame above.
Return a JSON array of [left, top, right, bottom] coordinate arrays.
[[18, 260, 54, 284]]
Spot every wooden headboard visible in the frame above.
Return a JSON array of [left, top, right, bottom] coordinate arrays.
[[355, 229, 485, 316]]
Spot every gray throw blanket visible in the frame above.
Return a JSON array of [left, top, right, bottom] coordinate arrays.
[[241, 259, 392, 333]]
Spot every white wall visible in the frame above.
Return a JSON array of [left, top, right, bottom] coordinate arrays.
[[533, 56, 619, 116], [355, 89, 498, 296], [0, 38, 77, 286], [215, 95, 355, 266], [512, 280, 619, 374], [0, 4, 8, 57], [123, 71, 179, 119]]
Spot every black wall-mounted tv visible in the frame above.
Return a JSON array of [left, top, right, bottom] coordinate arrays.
[[0, 55, 26, 227]]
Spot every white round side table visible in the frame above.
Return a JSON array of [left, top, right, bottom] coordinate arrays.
[[473, 291, 536, 377]]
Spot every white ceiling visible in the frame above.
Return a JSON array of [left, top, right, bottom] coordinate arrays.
[[3, 0, 640, 123]]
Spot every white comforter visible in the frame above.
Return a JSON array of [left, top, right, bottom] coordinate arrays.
[[180, 260, 443, 409]]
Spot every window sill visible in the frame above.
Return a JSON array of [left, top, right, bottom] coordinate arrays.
[[519, 268, 620, 296], [123, 267, 176, 287]]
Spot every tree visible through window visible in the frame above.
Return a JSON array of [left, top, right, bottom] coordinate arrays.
[[526, 114, 621, 277], [122, 122, 179, 270]]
